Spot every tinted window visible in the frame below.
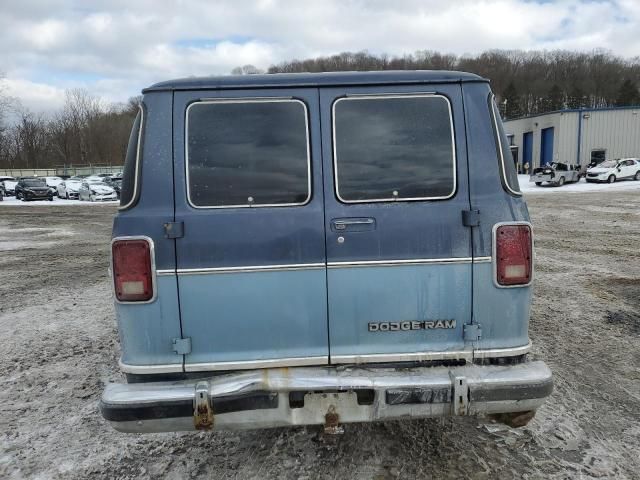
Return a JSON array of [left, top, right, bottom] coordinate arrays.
[[23, 179, 46, 187], [119, 109, 143, 209], [333, 95, 455, 202], [187, 100, 310, 207], [490, 97, 521, 195]]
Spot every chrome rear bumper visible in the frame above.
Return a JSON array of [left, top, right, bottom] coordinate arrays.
[[101, 361, 552, 433]]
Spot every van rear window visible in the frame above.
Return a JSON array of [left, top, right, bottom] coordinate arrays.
[[490, 96, 521, 195], [119, 108, 143, 210], [332, 94, 456, 203], [186, 99, 311, 208]]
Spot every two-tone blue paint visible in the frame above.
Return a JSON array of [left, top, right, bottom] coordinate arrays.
[[113, 72, 533, 372]]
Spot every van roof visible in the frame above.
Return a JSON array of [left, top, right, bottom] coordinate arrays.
[[143, 70, 487, 93]]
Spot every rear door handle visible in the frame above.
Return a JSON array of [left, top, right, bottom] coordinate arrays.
[[331, 217, 376, 232]]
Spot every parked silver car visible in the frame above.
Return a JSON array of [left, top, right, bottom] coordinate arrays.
[[78, 178, 117, 202], [530, 162, 583, 186]]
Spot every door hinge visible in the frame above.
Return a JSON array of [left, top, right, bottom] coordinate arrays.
[[463, 324, 482, 342], [462, 209, 481, 227], [172, 337, 192, 355], [164, 221, 184, 239]]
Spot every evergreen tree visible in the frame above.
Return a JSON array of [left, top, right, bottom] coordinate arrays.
[[615, 79, 640, 106], [502, 82, 523, 119]]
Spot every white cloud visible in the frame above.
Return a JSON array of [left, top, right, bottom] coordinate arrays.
[[0, 0, 638, 114], [3, 78, 65, 112]]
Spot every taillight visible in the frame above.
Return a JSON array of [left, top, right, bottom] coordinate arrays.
[[495, 224, 532, 286], [112, 239, 154, 302]]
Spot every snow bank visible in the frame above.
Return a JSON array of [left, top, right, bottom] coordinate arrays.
[[518, 175, 640, 194]]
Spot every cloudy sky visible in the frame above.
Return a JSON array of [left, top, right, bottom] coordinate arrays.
[[1, 0, 639, 113]]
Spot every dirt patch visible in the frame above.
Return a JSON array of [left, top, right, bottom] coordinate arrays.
[[1, 192, 640, 479]]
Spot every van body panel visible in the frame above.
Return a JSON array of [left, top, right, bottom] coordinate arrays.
[[327, 263, 471, 356], [117, 277, 183, 367], [319, 84, 472, 358], [177, 269, 328, 364], [104, 72, 552, 433], [112, 91, 181, 367], [462, 82, 531, 350], [172, 88, 329, 366]]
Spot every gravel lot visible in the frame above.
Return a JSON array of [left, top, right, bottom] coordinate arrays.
[[1, 192, 639, 479]]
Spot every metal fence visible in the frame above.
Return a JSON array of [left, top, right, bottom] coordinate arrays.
[[0, 164, 124, 178]]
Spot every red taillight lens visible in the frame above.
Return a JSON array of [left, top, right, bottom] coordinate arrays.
[[495, 224, 532, 286], [112, 239, 153, 301]]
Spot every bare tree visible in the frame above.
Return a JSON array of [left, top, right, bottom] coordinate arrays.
[[231, 64, 264, 75]]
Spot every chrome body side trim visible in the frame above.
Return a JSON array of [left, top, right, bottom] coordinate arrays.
[[492, 221, 534, 289], [331, 342, 531, 365], [328, 257, 473, 268], [184, 355, 329, 373], [156, 257, 493, 276], [118, 105, 144, 211], [178, 263, 326, 274], [473, 256, 492, 264], [184, 97, 312, 209], [471, 342, 532, 359], [110, 236, 158, 305], [332, 93, 457, 204], [117, 344, 531, 374], [118, 358, 183, 374]]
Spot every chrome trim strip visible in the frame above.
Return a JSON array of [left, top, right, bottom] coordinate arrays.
[[490, 94, 522, 197], [332, 93, 457, 204], [119, 358, 183, 374], [492, 221, 534, 289], [157, 258, 492, 275], [110, 236, 158, 304], [118, 105, 143, 211], [184, 355, 329, 372], [117, 344, 532, 374], [185, 97, 312, 209], [331, 343, 531, 364], [472, 342, 532, 359], [473, 256, 492, 264], [171, 263, 325, 275], [331, 350, 472, 363], [327, 257, 473, 268]]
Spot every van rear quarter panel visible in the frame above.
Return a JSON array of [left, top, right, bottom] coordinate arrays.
[[112, 91, 182, 368], [463, 83, 531, 350]]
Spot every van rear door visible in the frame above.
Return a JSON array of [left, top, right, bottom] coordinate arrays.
[[319, 85, 473, 362], [173, 89, 328, 370]]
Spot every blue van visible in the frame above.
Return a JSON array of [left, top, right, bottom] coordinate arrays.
[[101, 71, 552, 433]]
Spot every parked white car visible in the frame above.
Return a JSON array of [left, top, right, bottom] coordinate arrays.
[[0, 176, 18, 196], [44, 176, 64, 195], [78, 179, 117, 201], [57, 177, 84, 199], [586, 158, 640, 183]]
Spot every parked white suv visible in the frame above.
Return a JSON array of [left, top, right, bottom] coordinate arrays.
[[586, 158, 640, 183]]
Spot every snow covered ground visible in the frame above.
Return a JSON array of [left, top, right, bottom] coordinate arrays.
[[1, 175, 638, 206], [0, 196, 118, 206], [518, 174, 640, 193]]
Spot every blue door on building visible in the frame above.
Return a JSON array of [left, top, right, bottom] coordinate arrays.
[[540, 127, 554, 166], [523, 132, 533, 168]]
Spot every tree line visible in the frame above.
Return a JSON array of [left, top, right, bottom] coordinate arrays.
[[0, 79, 140, 171], [2, 49, 639, 169], [264, 49, 640, 118]]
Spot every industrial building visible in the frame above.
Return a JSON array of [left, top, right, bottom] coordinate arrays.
[[503, 106, 640, 173]]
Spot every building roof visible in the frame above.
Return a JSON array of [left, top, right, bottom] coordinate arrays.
[[143, 70, 487, 93], [505, 105, 640, 122]]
